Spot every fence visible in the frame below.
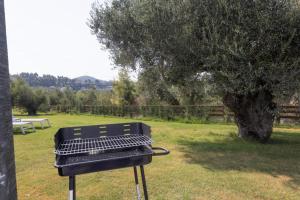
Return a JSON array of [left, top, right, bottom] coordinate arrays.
[[54, 105, 214, 120], [51, 105, 300, 123]]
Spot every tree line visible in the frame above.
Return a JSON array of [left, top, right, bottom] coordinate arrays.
[[12, 69, 300, 117], [11, 69, 222, 115], [11, 78, 111, 115], [11, 72, 112, 90]]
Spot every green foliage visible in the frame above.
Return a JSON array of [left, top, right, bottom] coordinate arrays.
[[11, 79, 49, 115], [96, 90, 113, 105], [111, 69, 136, 106], [48, 89, 63, 106], [34, 89, 50, 112], [76, 89, 98, 109], [10, 79, 114, 115], [137, 67, 180, 105], [137, 68, 218, 105], [89, 0, 300, 97]]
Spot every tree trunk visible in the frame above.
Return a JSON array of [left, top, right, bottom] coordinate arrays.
[[223, 91, 276, 143], [0, 0, 18, 199], [27, 108, 37, 116]]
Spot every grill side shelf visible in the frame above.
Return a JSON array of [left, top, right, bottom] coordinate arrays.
[[54, 135, 152, 156]]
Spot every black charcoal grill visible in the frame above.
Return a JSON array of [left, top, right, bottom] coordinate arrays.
[[54, 122, 169, 200]]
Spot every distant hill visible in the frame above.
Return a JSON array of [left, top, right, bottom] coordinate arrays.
[[73, 76, 111, 85], [72, 76, 113, 90], [73, 76, 99, 83], [11, 73, 113, 90]]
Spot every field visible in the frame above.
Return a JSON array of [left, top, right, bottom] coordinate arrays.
[[14, 114, 300, 200]]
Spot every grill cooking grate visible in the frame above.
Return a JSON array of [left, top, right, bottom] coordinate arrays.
[[55, 135, 152, 155]]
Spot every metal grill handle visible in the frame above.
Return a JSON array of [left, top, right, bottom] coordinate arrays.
[[152, 147, 170, 156]]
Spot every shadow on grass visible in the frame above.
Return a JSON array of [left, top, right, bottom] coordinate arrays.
[[178, 131, 300, 188], [14, 113, 55, 116], [13, 126, 50, 135], [13, 130, 36, 135]]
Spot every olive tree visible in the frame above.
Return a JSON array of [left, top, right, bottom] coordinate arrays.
[[11, 79, 49, 115], [89, 0, 300, 142], [137, 67, 209, 105]]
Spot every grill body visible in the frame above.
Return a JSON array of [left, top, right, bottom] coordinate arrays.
[[54, 122, 169, 200], [54, 122, 152, 176], [56, 146, 153, 176]]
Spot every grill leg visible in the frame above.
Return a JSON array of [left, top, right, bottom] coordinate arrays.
[[140, 166, 148, 200], [69, 176, 76, 200], [133, 166, 141, 200]]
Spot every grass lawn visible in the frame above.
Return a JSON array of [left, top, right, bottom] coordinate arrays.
[[14, 114, 300, 200]]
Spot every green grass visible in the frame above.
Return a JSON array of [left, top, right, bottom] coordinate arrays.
[[14, 114, 300, 200]]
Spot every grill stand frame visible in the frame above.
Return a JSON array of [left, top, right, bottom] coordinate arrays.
[[140, 165, 149, 200], [134, 166, 142, 200], [69, 176, 76, 200], [67, 165, 149, 200]]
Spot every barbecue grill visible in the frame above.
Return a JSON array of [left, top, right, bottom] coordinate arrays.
[[54, 122, 169, 200]]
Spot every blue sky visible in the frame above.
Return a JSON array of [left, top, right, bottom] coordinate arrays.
[[5, 0, 118, 80]]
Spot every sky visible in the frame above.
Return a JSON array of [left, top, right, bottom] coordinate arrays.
[[5, 0, 118, 81]]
